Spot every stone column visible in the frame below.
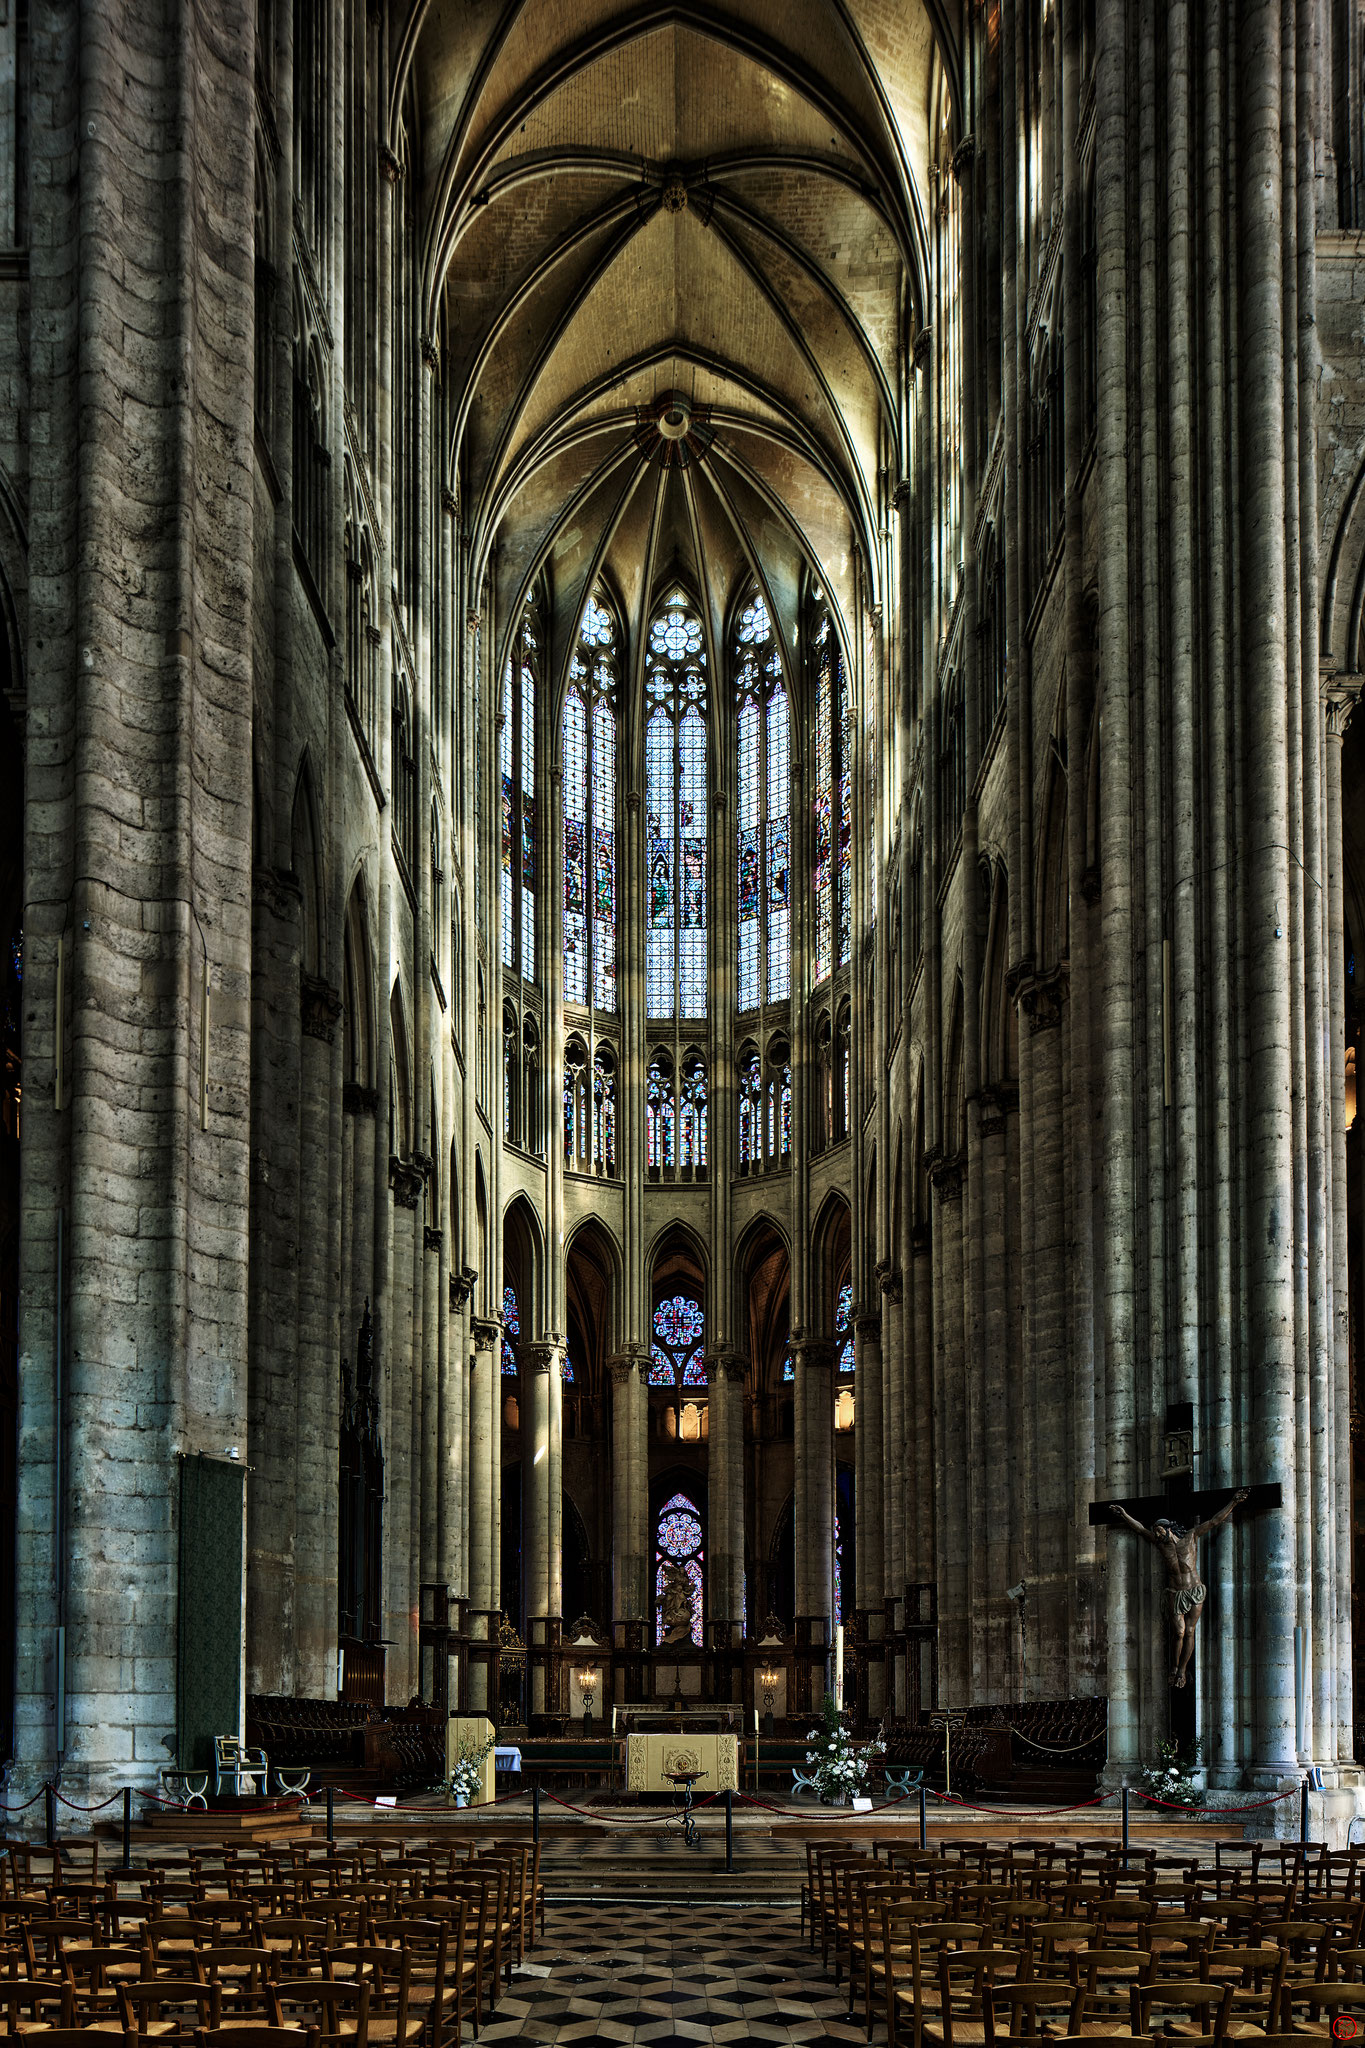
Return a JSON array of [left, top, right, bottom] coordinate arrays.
[[466, 1316, 500, 1711], [793, 1337, 836, 1689], [1324, 674, 1361, 1763], [524, 1339, 564, 1717], [296, 981, 344, 1699], [854, 1306, 883, 1715], [879, 1266, 905, 1711], [609, 1354, 635, 1650], [706, 1351, 747, 1646]]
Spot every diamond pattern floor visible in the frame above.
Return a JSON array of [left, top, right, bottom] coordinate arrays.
[[482, 1900, 864, 2045]]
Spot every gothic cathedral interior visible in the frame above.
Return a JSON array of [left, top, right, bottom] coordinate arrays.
[[0, 0, 1362, 1811]]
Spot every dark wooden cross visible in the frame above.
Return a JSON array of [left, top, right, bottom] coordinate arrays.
[[1089, 1467, 1281, 1746]]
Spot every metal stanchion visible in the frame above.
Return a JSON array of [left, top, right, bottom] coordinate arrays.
[[44, 1783, 55, 1849], [121, 1787, 132, 1871], [326, 1786, 335, 1845], [533, 1782, 540, 1845], [725, 1789, 733, 1872], [1122, 1785, 1130, 1859], [919, 1781, 927, 1850], [1301, 1778, 1310, 1846]]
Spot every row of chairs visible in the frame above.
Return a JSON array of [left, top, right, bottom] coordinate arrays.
[[803, 1835, 1365, 2044], [0, 1830, 548, 2048]]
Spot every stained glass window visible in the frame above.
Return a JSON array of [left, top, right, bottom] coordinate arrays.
[[680, 1053, 708, 1169], [593, 1047, 616, 1174], [564, 1044, 589, 1169], [563, 592, 617, 1011], [646, 1054, 675, 1170], [648, 1292, 706, 1386], [836, 1280, 854, 1374], [813, 605, 851, 984], [655, 1489, 704, 1647], [766, 1050, 792, 1165], [734, 592, 790, 1010], [645, 590, 708, 1018], [561, 1349, 575, 1383], [738, 1048, 761, 1173], [501, 605, 538, 981], [502, 1284, 519, 1375], [782, 1341, 794, 1383]]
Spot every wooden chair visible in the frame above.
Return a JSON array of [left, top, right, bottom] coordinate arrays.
[[0, 1974, 75, 2032], [113, 1978, 223, 2045], [1130, 1977, 1234, 2046], [921, 1944, 1019, 2048], [320, 1948, 420, 2048], [270, 1978, 368, 2048]]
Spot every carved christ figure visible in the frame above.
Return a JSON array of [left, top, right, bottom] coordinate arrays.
[[1109, 1490, 1249, 1687]]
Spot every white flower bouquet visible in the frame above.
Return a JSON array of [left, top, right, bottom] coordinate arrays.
[[805, 1694, 886, 1804]]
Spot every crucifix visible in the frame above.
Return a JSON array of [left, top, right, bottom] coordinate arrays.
[[1089, 1470, 1281, 1739]]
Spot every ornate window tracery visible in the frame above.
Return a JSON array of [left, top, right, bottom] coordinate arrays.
[[646, 1051, 675, 1172], [502, 603, 539, 981], [563, 591, 618, 1012], [645, 590, 708, 1018], [592, 1045, 616, 1175], [734, 592, 790, 1010], [648, 1293, 707, 1387], [836, 1280, 854, 1374]]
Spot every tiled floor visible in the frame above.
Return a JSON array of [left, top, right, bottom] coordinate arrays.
[[482, 1899, 866, 2045]]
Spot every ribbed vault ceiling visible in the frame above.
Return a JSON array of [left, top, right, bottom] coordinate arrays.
[[402, 0, 943, 681]]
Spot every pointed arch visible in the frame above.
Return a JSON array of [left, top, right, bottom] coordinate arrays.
[[342, 878, 375, 1088], [291, 754, 324, 978], [390, 978, 412, 1155], [811, 1189, 852, 1338], [502, 1191, 544, 1341]]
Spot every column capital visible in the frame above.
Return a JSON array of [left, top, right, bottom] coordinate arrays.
[[702, 1348, 747, 1384], [471, 1316, 501, 1352], [524, 1338, 565, 1374], [1323, 671, 1363, 738], [854, 1309, 881, 1342], [607, 1356, 635, 1387], [301, 973, 343, 1042], [789, 1337, 837, 1371], [877, 1261, 904, 1305], [450, 1265, 477, 1310]]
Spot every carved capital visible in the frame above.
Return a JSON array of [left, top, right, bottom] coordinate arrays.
[[976, 1080, 1020, 1136], [389, 1155, 425, 1209], [301, 972, 343, 1043], [424, 1225, 443, 1254], [854, 1310, 881, 1343], [524, 1341, 564, 1376], [608, 1357, 635, 1388], [1324, 671, 1363, 739], [343, 1080, 379, 1116], [1016, 964, 1068, 1032], [420, 332, 440, 373], [909, 1220, 932, 1257], [951, 134, 977, 180], [626, 789, 641, 812], [378, 144, 403, 185], [892, 477, 912, 511], [254, 866, 302, 920], [450, 1265, 477, 1310], [789, 1337, 837, 1371], [441, 487, 458, 519], [466, 610, 482, 635], [470, 1316, 500, 1354], [877, 1261, 904, 1305], [912, 326, 932, 370], [929, 1152, 966, 1202]]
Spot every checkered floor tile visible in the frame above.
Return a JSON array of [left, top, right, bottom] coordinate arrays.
[[480, 1900, 866, 2044]]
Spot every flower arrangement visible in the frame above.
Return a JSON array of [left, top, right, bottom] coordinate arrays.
[[805, 1693, 886, 1804], [1138, 1736, 1205, 1809], [449, 1731, 496, 1807]]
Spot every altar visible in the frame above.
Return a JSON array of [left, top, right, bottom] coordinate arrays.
[[621, 1707, 742, 1795], [625, 1730, 740, 1793]]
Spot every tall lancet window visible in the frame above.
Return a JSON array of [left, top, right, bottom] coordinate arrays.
[[813, 603, 852, 983], [734, 592, 791, 1010], [563, 592, 618, 1011], [501, 603, 539, 980], [645, 589, 708, 1018]]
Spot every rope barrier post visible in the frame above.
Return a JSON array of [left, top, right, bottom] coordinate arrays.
[[326, 1786, 335, 1845], [1122, 1785, 1129, 1859], [533, 1781, 540, 1845], [121, 1787, 132, 1871], [1302, 1776, 1310, 1847], [44, 1782, 55, 1849], [725, 1789, 733, 1872], [919, 1780, 927, 1850]]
